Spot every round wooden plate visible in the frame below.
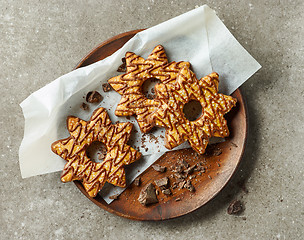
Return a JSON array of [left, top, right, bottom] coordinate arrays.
[[74, 29, 248, 221]]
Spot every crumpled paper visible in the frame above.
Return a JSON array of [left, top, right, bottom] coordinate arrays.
[[19, 5, 261, 203]]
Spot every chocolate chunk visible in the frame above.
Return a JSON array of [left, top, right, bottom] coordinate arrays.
[[154, 177, 169, 188], [227, 200, 243, 215], [109, 194, 119, 200], [134, 177, 141, 186], [86, 91, 103, 103], [162, 188, 171, 195], [102, 83, 112, 92], [138, 183, 158, 206], [80, 102, 89, 110], [184, 180, 195, 192], [117, 58, 127, 72], [152, 164, 166, 172]]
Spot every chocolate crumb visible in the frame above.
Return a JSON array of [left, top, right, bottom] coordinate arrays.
[[177, 159, 189, 169], [178, 181, 186, 190], [172, 182, 178, 189], [242, 217, 247, 220], [152, 164, 166, 173], [184, 165, 196, 175], [86, 91, 103, 103], [174, 173, 186, 181], [134, 177, 141, 186], [80, 102, 89, 110], [172, 165, 183, 173], [117, 58, 127, 72], [162, 188, 172, 195], [102, 83, 112, 92], [109, 194, 119, 200], [227, 200, 243, 215], [154, 177, 169, 188], [138, 183, 158, 206], [184, 180, 195, 192]]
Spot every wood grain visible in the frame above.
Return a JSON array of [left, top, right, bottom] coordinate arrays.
[[73, 29, 248, 221]]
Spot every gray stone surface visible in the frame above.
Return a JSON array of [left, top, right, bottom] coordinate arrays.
[[1, 0, 303, 239]]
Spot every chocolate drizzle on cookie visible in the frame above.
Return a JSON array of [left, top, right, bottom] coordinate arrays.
[[51, 107, 141, 197], [151, 67, 237, 154], [108, 45, 190, 133]]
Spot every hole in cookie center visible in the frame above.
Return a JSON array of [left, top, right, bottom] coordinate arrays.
[[86, 141, 107, 163], [142, 77, 160, 99], [183, 100, 203, 121]]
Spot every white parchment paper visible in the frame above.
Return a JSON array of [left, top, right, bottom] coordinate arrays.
[[19, 5, 261, 203]]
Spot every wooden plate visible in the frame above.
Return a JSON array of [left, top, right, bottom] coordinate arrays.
[[74, 29, 248, 221]]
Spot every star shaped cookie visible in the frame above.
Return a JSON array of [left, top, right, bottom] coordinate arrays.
[[51, 107, 141, 197], [108, 45, 190, 133], [150, 66, 237, 154]]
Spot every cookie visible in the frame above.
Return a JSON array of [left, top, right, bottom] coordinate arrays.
[[150, 66, 237, 154], [108, 45, 190, 133], [51, 107, 141, 197]]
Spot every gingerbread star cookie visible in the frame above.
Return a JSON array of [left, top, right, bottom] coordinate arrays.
[[108, 45, 190, 133], [51, 107, 141, 197], [150, 66, 237, 154]]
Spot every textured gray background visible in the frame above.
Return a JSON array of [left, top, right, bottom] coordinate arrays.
[[1, 0, 303, 239]]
